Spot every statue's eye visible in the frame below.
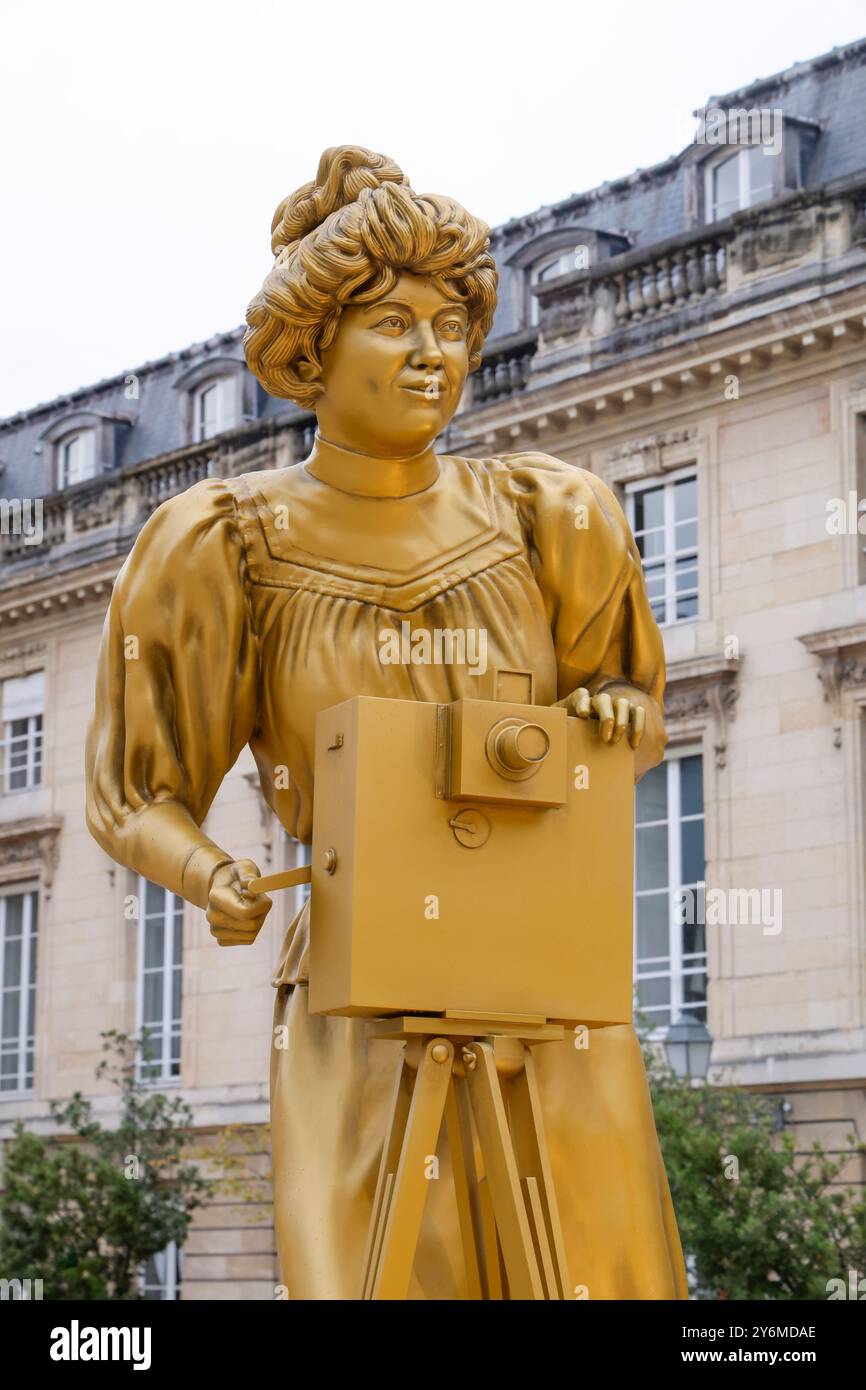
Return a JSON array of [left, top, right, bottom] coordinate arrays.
[[375, 315, 406, 331]]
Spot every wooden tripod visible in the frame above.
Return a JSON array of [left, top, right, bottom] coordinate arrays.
[[362, 1015, 571, 1300]]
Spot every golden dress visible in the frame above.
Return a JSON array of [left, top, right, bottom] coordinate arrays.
[[86, 439, 688, 1300]]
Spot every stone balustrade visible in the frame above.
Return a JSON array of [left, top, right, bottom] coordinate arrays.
[[472, 333, 538, 406], [609, 238, 728, 325]]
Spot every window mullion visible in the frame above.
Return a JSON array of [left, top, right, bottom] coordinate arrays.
[[668, 759, 683, 1023], [136, 875, 146, 1078], [20, 892, 32, 1091], [664, 479, 675, 624], [739, 148, 749, 209], [162, 893, 173, 1080], [0, 898, 5, 1071]]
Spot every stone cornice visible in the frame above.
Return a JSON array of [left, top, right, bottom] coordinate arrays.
[[0, 558, 120, 630], [799, 622, 866, 701], [0, 816, 63, 894], [456, 296, 866, 452], [664, 653, 741, 768]]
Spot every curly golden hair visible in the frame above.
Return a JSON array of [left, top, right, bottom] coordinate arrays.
[[243, 146, 498, 408]]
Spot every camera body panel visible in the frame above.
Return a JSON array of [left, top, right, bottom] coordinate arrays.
[[309, 693, 634, 1026]]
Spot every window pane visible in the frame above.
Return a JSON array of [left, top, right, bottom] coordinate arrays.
[[172, 904, 183, 965], [636, 763, 667, 823], [674, 520, 697, 552], [680, 756, 703, 817], [636, 825, 668, 891], [2, 992, 20, 1039], [674, 477, 697, 522], [682, 971, 707, 1008], [681, 819, 705, 887], [4, 934, 22, 982], [712, 153, 740, 218], [144, 921, 165, 970], [145, 880, 164, 919], [637, 893, 670, 962], [636, 975, 671, 1025], [683, 919, 706, 958], [746, 145, 774, 203], [644, 565, 665, 597], [633, 487, 664, 534], [4, 894, 23, 936], [142, 972, 163, 1025], [638, 528, 666, 560]]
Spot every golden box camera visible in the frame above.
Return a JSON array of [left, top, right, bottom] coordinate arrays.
[[308, 671, 635, 1027]]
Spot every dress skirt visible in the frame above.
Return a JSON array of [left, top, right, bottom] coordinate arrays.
[[270, 910, 688, 1300]]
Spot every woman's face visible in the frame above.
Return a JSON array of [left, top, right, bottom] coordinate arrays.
[[313, 270, 470, 456]]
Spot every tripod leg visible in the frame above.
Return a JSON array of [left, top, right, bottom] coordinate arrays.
[[508, 1048, 572, 1300], [444, 1077, 485, 1299], [361, 1052, 412, 1298], [477, 1178, 505, 1300], [367, 1038, 454, 1300], [464, 1041, 545, 1299]]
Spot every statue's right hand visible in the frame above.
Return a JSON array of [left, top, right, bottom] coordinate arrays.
[[207, 858, 272, 947]]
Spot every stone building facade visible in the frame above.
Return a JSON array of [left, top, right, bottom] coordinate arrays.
[[2, 38, 866, 1297]]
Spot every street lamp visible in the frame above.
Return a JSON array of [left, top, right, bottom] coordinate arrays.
[[665, 1016, 713, 1080]]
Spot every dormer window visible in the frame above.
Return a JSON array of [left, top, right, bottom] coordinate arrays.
[[174, 356, 253, 448], [705, 147, 775, 222], [193, 377, 239, 442], [529, 251, 576, 326], [57, 429, 97, 488]]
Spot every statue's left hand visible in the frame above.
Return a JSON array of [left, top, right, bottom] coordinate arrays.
[[556, 686, 646, 749], [207, 858, 273, 947]]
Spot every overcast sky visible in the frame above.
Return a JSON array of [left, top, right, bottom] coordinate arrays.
[[1, 0, 864, 417]]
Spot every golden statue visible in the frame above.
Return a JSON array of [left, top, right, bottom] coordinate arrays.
[[86, 146, 688, 1300]]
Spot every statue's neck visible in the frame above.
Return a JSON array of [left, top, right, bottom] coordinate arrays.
[[304, 431, 440, 498]]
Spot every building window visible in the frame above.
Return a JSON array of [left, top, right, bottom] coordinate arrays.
[[57, 429, 97, 488], [137, 879, 182, 1084], [0, 889, 38, 1094], [626, 470, 698, 626], [528, 251, 576, 326], [141, 1241, 181, 1300], [193, 377, 238, 442], [634, 751, 706, 1029], [705, 147, 775, 223], [1, 672, 44, 793]]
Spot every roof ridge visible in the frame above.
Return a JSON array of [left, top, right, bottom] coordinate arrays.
[[0, 325, 246, 431], [490, 35, 866, 243]]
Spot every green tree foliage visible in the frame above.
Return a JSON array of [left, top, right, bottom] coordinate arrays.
[[0, 1031, 207, 1300], [647, 1045, 866, 1299]]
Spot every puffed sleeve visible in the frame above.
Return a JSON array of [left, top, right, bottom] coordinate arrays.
[[85, 478, 258, 907], [497, 451, 667, 773]]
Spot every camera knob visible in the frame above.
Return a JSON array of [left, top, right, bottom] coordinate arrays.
[[487, 718, 551, 779]]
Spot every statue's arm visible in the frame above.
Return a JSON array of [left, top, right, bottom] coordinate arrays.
[[84, 479, 270, 934], [497, 451, 667, 780]]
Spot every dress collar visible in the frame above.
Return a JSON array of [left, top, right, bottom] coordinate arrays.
[[304, 431, 440, 498]]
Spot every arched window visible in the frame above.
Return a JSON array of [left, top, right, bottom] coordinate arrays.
[[528, 250, 576, 326], [57, 429, 96, 488], [192, 376, 239, 442]]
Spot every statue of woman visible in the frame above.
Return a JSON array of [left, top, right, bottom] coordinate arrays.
[[86, 146, 687, 1300]]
